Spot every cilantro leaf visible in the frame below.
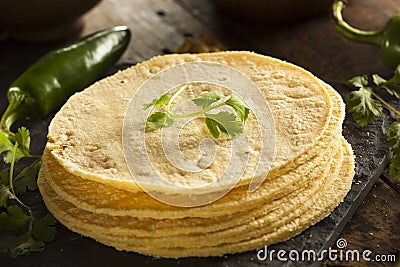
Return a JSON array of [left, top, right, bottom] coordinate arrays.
[[372, 74, 388, 87], [373, 66, 400, 98], [146, 112, 174, 129], [225, 92, 250, 122], [0, 130, 13, 153], [0, 130, 15, 163], [3, 148, 25, 164], [388, 119, 400, 178], [389, 152, 400, 179], [0, 130, 26, 164], [0, 171, 8, 186], [32, 214, 57, 242], [205, 118, 220, 138], [192, 92, 221, 108], [202, 92, 221, 100], [0, 232, 44, 258], [347, 75, 369, 88], [143, 94, 170, 110], [0, 122, 54, 258], [144, 87, 252, 140], [0, 205, 30, 231], [205, 112, 243, 138], [346, 86, 382, 126], [15, 127, 31, 156], [346, 73, 400, 180], [13, 160, 41, 195], [0, 184, 14, 207], [388, 119, 400, 152]]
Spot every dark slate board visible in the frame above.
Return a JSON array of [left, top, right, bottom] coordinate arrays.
[[0, 65, 394, 267]]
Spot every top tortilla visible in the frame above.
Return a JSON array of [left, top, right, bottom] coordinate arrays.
[[46, 51, 332, 194]]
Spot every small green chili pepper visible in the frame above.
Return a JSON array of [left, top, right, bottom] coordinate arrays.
[[1, 26, 131, 134], [332, 0, 400, 69]]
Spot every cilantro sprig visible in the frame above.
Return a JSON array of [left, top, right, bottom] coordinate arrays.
[[0, 127, 56, 258], [346, 76, 383, 126], [345, 66, 400, 180], [143, 85, 251, 138]]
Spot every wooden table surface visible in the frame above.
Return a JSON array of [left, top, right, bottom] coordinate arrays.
[[0, 0, 399, 266]]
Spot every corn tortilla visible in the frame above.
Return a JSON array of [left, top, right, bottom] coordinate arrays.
[[38, 51, 355, 258], [38, 139, 353, 257], [46, 51, 333, 193]]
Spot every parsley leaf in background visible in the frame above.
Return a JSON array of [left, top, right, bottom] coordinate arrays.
[[32, 214, 57, 242], [344, 70, 400, 181], [0, 126, 56, 258], [13, 160, 41, 194], [0, 185, 14, 207], [0, 170, 12, 207], [0, 131, 27, 164], [390, 153, 400, 178], [14, 127, 31, 157], [0, 131, 17, 163], [0, 232, 44, 258], [0, 205, 30, 231], [346, 87, 383, 126], [387, 118, 400, 177], [0, 130, 14, 153], [346, 76, 383, 126], [347, 75, 369, 88], [1, 171, 8, 185], [0, 200, 56, 258], [372, 65, 400, 98], [388, 119, 400, 151]]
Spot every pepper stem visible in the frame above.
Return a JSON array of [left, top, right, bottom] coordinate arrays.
[[0, 101, 26, 135], [332, 1, 384, 47]]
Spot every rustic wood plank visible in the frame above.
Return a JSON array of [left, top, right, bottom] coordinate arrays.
[[80, 0, 217, 62], [0, 0, 399, 265], [324, 178, 400, 266], [382, 171, 400, 196], [175, 0, 400, 81]]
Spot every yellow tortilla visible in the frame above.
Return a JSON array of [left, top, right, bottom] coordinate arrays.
[[38, 139, 353, 258], [46, 51, 333, 193], [38, 51, 355, 258]]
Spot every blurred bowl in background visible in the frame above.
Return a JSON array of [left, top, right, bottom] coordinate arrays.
[[0, 0, 101, 43], [213, 0, 333, 22]]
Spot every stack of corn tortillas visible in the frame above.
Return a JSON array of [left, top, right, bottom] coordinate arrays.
[[38, 51, 355, 258]]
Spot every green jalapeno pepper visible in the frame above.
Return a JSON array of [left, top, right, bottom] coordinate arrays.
[[333, 0, 400, 69], [1, 26, 131, 134]]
